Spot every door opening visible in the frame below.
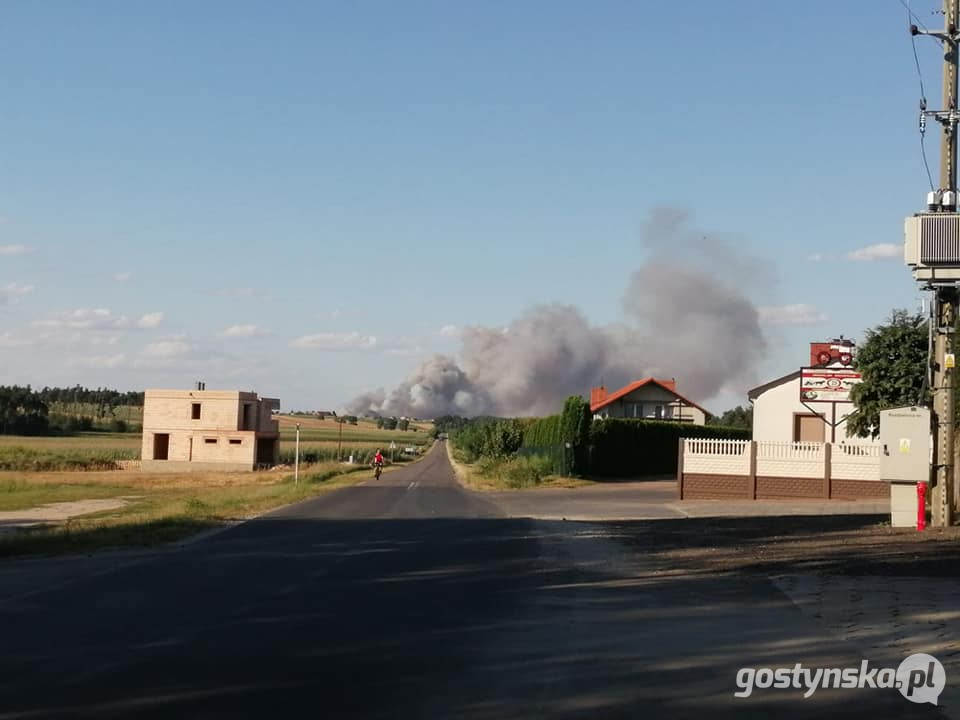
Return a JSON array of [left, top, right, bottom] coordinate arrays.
[[153, 433, 170, 460]]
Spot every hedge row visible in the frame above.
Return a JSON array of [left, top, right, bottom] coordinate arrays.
[[588, 419, 750, 477], [522, 415, 562, 448]]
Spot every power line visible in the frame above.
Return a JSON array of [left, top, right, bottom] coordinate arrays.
[[908, 3, 929, 99], [899, 0, 930, 33], [906, 0, 937, 190], [921, 123, 937, 191]]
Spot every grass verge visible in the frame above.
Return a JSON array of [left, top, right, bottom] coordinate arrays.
[[0, 462, 369, 559], [444, 442, 592, 491]]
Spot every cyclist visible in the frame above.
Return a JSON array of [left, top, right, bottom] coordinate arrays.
[[372, 449, 384, 479]]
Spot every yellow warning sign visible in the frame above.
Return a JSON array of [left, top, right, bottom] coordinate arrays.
[[900, 438, 911, 454], [948, 354, 956, 369]]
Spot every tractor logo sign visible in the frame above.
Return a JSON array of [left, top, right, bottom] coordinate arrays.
[[800, 368, 862, 403]]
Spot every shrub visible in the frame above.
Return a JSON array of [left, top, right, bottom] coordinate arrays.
[[477, 454, 553, 489]]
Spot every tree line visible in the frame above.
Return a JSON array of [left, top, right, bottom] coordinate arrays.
[[0, 385, 143, 436]]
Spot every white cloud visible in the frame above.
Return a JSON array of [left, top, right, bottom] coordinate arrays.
[[290, 332, 378, 351], [33, 308, 127, 330], [114, 272, 132, 282], [0, 283, 34, 304], [439, 324, 460, 338], [847, 243, 900, 261], [0, 245, 30, 256], [0, 331, 33, 348], [141, 337, 191, 358], [220, 324, 265, 338], [136, 312, 164, 329], [807, 253, 824, 262], [76, 353, 127, 369], [32, 308, 164, 331], [214, 287, 262, 298], [758, 303, 829, 326], [383, 336, 424, 356]]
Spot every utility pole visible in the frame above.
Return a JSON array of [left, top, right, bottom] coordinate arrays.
[[295, 422, 301, 485], [915, 0, 960, 526], [337, 417, 343, 462], [936, 0, 958, 527]]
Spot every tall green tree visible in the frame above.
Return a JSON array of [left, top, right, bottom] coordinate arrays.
[[848, 310, 928, 438], [707, 405, 753, 430]]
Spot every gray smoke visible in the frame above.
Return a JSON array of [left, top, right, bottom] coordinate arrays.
[[346, 208, 767, 418]]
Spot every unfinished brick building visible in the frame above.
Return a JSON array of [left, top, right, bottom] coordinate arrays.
[[141, 389, 280, 472]]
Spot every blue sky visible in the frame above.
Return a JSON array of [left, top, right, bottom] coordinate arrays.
[[0, 1, 941, 413]]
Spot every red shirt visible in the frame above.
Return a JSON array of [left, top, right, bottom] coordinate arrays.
[[374, 452, 384, 464]]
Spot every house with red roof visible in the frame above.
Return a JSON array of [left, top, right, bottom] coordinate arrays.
[[589, 378, 707, 424]]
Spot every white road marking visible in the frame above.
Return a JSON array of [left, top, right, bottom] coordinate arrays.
[[407, 482, 415, 490]]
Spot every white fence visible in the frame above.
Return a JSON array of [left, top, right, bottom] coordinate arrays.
[[681, 440, 880, 481], [756, 441, 825, 479], [832, 443, 882, 481], [683, 439, 750, 475]]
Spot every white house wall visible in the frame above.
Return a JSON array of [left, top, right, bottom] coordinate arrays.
[[752, 376, 856, 442]]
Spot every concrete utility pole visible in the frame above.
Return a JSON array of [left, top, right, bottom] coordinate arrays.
[[931, 0, 959, 526]]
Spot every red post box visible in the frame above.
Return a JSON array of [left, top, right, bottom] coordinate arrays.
[[917, 482, 927, 531]]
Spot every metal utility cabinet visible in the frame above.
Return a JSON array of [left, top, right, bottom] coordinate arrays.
[[879, 407, 931, 527]]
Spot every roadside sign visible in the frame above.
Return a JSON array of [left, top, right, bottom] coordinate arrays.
[[799, 367, 862, 403], [389, 441, 397, 449]]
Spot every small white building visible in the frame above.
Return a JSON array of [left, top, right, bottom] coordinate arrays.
[[749, 338, 860, 443], [590, 378, 707, 424]]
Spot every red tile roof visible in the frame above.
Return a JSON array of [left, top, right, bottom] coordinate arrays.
[[589, 378, 708, 415]]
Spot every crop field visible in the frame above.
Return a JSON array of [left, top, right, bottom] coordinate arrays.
[[0, 433, 141, 451], [0, 417, 433, 469], [275, 415, 430, 444]]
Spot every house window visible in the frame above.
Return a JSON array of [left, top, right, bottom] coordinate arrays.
[[229, 439, 242, 445], [655, 405, 663, 420], [192, 403, 201, 420], [205, 438, 218, 445]]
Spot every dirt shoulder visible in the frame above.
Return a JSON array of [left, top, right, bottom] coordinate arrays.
[[600, 513, 960, 578]]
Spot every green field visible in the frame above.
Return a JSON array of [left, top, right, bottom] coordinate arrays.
[[0, 417, 432, 469], [0, 433, 140, 450]]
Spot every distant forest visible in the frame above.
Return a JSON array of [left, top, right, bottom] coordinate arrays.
[[0, 385, 144, 436]]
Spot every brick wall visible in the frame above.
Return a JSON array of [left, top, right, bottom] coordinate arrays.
[[755, 458, 824, 479], [681, 474, 888, 501], [682, 474, 750, 499], [756, 476, 823, 499], [831, 479, 889, 500]]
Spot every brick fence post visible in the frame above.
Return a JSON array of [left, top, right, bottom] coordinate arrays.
[[749, 440, 757, 500], [677, 437, 685, 500], [823, 442, 832, 499]]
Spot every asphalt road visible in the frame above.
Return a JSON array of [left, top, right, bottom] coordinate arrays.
[[0, 443, 946, 719]]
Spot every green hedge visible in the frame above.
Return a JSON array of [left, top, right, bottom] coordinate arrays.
[[521, 397, 592, 475], [523, 415, 562, 447], [588, 419, 750, 477]]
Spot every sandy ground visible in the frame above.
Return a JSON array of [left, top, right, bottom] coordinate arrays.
[[0, 498, 132, 531]]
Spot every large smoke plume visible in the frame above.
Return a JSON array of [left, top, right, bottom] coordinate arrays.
[[347, 208, 767, 418]]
